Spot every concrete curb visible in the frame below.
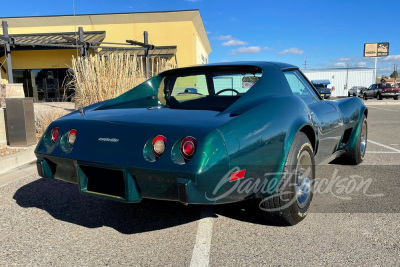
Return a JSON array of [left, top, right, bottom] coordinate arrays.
[[0, 146, 36, 175]]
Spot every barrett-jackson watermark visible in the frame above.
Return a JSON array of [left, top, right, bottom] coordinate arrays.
[[205, 166, 384, 210]]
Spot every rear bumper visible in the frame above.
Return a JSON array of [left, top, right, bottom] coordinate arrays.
[[36, 155, 245, 205], [381, 92, 400, 97], [320, 93, 331, 98]]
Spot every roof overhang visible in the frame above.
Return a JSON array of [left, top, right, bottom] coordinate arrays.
[[0, 31, 106, 57], [98, 46, 177, 58], [0, 10, 211, 54]]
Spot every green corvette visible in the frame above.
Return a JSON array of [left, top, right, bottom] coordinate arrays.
[[35, 62, 368, 225]]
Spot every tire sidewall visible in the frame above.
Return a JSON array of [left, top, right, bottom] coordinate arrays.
[[282, 134, 315, 223], [357, 115, 367, 162]]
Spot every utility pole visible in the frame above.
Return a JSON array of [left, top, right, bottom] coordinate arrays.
[[304, 61, 307, 70]]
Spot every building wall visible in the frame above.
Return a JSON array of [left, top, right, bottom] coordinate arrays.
[[0, 11, 211, 83], [303, 68, 375, 97]]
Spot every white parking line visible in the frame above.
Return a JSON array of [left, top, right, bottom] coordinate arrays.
[[366, 106, 396, 112], [367, 151, 400, 154], [190, 206, 214, 267], [368, 140, 400, 153]]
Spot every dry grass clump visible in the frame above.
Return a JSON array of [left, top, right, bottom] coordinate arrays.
[[35, 108, 70, 141], [70, 54, 175, 108]]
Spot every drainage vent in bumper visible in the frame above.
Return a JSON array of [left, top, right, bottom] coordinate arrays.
[[178, 181, 188, 203]]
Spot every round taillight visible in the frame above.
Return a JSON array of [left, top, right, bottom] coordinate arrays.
[[68, 129, 77, 146], [180, 137, 197, 160], [51, 127, 59, 143], [152, 135, 167, 157]]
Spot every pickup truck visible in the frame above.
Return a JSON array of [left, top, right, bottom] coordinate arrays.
[[311, 80, 331, 99], [363, 83, 400, 100]]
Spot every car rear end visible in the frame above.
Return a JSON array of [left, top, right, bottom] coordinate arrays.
[[35, 111, 234, 204], [381, 86, 400, 99]]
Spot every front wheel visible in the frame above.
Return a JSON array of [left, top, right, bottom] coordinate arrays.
[[363, 94, 367, 100], [259, 132, 315, 226], [394, 96, 399, 100]]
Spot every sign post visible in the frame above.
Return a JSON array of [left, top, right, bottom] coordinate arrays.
[[364, 42, 389, 81]]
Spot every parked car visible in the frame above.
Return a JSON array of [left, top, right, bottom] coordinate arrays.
[[311, 80, 331, 99], [363, 83, 400, 100], [35, 62, 368, 226], [348, 86, 367, 97]]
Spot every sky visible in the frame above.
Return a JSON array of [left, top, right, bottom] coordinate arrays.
[[1, 0, 399, 76]]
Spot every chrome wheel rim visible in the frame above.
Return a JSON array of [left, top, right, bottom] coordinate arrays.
[[360, 119, 367, 157], [296, 151, 312, 209]]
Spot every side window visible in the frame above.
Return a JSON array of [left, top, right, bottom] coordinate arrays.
[[284, 71, 319, 105]]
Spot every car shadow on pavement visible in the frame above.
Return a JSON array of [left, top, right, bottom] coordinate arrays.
[[13, 178, 202, 234], [213, 202, 285, 227]]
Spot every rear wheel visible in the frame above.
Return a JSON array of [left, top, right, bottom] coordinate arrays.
[[259, 132, 315, 226], [346, 114, 367, 165], [348, 93, 351, 97], [394, 96, 399, 100], [363, 94, 367, 100]]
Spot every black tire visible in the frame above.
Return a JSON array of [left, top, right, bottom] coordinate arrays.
[[346, 114, 367, 165], [259, 132, 315, 226], [377, 93, 382, 100], [363, 94, 367, 100], [348, 93, 351, 97], [394, 96, 399, 100]]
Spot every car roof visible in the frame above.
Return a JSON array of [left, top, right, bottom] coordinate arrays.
[[160, 61, 298, 76]]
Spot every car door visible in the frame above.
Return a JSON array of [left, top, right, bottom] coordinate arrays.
[[284, 70, 344, 162], [365, 85, 374, 98]]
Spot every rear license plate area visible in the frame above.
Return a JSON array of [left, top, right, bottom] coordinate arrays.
[[80, 165, 125, 198]]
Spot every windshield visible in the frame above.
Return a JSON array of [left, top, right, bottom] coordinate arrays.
[[313, 84, 327, 89], [160, 69, 263, 111]]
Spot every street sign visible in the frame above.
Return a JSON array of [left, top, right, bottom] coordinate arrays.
[[364, 42, 389, 57]]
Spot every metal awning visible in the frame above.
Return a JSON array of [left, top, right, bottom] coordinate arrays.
[[98, 46, 177, 58], [0, 31, 106, 46], [311, 79, 331, 85]]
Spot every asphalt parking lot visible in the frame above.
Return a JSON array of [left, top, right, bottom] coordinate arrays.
[[1, 99, 399, 266]]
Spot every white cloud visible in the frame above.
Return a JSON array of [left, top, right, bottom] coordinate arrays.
[[230, 46, 262, 55], [333, 62, 346, 67], [378, 67, 392, 72], [381, 55, 400, 61], [337, 57, 351, 61], [221, 60, 231, 62], [357, 62, 367, 67], [262, 47, 272, 50], [185, 0, 201, 2], [278, 47, 304, 55], [215, 35, 232, 41], [222, 39, 248, 46], [206, 31, 211, 34]]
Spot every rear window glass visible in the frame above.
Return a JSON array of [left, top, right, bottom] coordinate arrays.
[[163, 68, 263, 111]]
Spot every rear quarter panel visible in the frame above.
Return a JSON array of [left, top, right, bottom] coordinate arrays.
[[215, 95, 313, 200]]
